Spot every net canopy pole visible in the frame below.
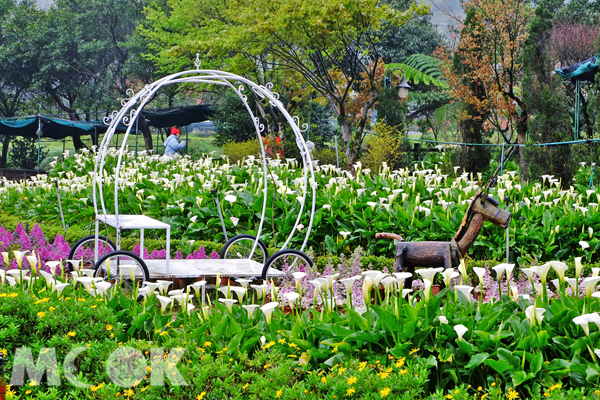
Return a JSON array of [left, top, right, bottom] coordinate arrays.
[[575, 79, 580, 140]]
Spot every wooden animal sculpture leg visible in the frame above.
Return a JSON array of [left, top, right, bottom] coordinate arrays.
[[393, 245, 415, 289], [444, 244, 453, 270], [393, 245, 407, 273]]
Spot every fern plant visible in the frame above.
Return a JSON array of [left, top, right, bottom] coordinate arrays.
[[387, 54, 448, 90]]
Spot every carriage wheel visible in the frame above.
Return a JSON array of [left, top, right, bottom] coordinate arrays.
[[261, 249, 313, 280], [93, 250, 149, 296], [68, 235, 117, 271], [221, 234, 269, 265]]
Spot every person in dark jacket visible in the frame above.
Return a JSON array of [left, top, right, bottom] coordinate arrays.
[[164, 127, 186, 157]]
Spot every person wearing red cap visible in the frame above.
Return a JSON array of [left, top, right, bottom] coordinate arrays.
[[163, 126, 186, 157]]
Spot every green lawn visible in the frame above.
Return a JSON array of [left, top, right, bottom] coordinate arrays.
[[40, 133, 223, 158]]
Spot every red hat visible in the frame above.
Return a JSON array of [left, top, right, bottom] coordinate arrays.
[[171, 127, 180, 135]]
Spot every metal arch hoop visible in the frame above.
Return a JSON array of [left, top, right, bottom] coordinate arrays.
[[92, 69, 316, 258]]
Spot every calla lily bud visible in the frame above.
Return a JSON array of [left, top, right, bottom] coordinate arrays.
[[575, 257, 584, 279]]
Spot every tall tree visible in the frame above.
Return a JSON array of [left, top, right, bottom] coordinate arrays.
[[0, 0, 38, 167], [19, 0, 146, 149], [523, 0, 574, 186], [438, 0, 533, 178], [141, 0, 428, 169]]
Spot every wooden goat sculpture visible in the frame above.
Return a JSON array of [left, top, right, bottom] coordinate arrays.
[[376, 190, 512, 277]]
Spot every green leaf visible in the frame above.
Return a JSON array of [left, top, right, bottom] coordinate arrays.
[[464, 352, 489, 369], [530, 352, 543, 375], [484, 359, 514, 374], [324, 235, 336, 254], [512, 371, 534, 387], [497, 348, 520, 369]]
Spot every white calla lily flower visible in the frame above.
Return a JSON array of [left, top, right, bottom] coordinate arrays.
[[454, 324, 468, 341], [472, 267, 486, 284], [260, 302, 279, 324], [242, 304, 260, 318], [442, 269, 459, 287], [526, 305, 546, 326], [218, 298, 238, 312], [415, 268, 443, 283], [549, 261, 569, 283], [455, 285, 474, 302]]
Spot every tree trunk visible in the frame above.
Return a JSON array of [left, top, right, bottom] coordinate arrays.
[[71, 135, 86, 150], [458, 79, 491, 173], [137, 116, 153, 151], [0, 135, 9, 168], [517, 112, 528, 182]]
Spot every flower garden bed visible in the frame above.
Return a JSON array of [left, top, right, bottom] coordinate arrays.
[[2, 153, 600, 398]]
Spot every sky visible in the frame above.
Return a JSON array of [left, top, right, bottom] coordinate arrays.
[[425, 0, 465, 36]]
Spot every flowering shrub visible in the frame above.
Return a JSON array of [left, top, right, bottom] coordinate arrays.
[[0, 222, 70, 274]]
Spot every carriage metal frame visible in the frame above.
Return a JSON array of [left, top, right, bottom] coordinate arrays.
[[71, 59, 317, 285]]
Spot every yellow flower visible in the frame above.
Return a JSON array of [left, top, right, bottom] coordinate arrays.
[[146, 365, 152, 373], [264, 341, 275, 349], [79, 298, 86, 302], [276, 389, 283, 398], [66, 331, 76, 337], [446, 395, 453, 399], [380, 387, 391, 397], [595, 390, 600, 396], [379, 371, 390, 380], [160, 331, 168, 336], [491, 383, 496, 387], [124, 388, 134, 397], [481, 395, 488, 400], [110, 333, 114, 338], [263, 364, 271, 369], [242, 383, 249, 390], [49, 307, 55, 312], [278, 338, 286, 345], [395, 357, 406, 368], [409, 348, 419, 355], [549, 383, 561, 392], [0, 348, 7, 356], [338, 367, 346, 375], [203, 341, 212, 347], [347, 376, 357, 385], [478, 387, 483, 391], [90, 383, 105, 392], [332, 345, 339, 353], [106, 324, 113, 331], [321, 377, 327, 384], [91, 305, 97, 309], [37, 311, 46, 318], [28, 380, 38, 386], [9, 293, 17, 298], [26, 389, 32, 394], [197, 391, 206, 400], [507, 387, 519, 400], [358, 361, 368, 371], [346, 387, 355, 396], [399, 369, 408, 375]]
